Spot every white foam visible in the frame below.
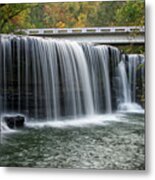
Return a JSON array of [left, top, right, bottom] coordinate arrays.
[[117, 102, 144, 114], [25, 114, 121, 129]]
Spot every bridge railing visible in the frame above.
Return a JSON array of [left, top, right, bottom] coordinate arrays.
[[19, 26, 144, 35]]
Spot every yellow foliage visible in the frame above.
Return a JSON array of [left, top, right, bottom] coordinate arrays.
[[56, 21, 66, 28]]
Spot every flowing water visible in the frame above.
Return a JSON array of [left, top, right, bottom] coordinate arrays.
[[0, 35, 145, 120], [0, 35, 145, 169], [0, 113, 144, 169], [117, 54, 144, 112]]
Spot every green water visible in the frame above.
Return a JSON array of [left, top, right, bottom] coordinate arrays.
[[0, 113, 145, 170]]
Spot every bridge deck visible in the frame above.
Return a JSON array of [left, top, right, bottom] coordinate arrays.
[[20, 26, 144, 35], [18, 26, 145, 45]]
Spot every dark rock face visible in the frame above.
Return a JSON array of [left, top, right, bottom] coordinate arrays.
[[3, 115, 25, 129]]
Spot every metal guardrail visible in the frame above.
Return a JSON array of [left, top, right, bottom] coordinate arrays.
[[19, 26, 145, 35]]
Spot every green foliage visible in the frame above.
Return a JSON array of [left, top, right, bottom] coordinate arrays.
[[94, 1, 123, 26], [0, 1, 145, 43], [115, 0, 145, 26], [117, 45, 145, 54], [0, 1, 145, 53], [0, 4, 37, 33]]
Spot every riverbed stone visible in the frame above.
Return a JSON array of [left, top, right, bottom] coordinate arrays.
[[3, 115, 25, 129]]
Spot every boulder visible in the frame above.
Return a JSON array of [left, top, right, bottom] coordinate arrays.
[[3, 115, 25, 129]]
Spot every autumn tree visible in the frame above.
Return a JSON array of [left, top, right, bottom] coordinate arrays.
[[0, 4, 37, 33], [0, 1, 145, 33]]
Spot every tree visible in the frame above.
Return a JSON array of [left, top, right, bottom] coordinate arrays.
[[0, 1, 145, 33], [0, 4, 37, 33], [115, 0, 144, 26], [94, 1, 123, 27]]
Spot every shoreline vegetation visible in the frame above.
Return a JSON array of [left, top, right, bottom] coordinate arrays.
[[0, 1, 145, 54]]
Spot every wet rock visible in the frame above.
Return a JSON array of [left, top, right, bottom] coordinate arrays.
[[3, 115, 25, 129]]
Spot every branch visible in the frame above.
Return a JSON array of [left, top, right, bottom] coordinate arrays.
[[0, 6, 30, 31]]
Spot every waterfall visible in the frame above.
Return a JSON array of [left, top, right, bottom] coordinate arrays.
[[0, 35, 145, 121], [117, 54, 144, 112], [81, 44, 112, 113], [127, 54, 145, 102], [117, 56, 131, 103]]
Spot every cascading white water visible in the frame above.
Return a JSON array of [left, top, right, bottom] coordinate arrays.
[[117, 54, 144, 112], [0, 36, 95, 120], [118, 60, 131, 103], [128, 54, 145, 102], [0, 35, 145, 123], [81, 44, 112, 113], [95, 46, 112, 113], [30, 38, 95, 119]]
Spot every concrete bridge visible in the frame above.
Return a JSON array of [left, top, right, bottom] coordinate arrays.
[[20, 26, 145, 45]]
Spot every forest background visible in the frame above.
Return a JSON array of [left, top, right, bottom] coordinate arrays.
[[0, 0, 145, 53]]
